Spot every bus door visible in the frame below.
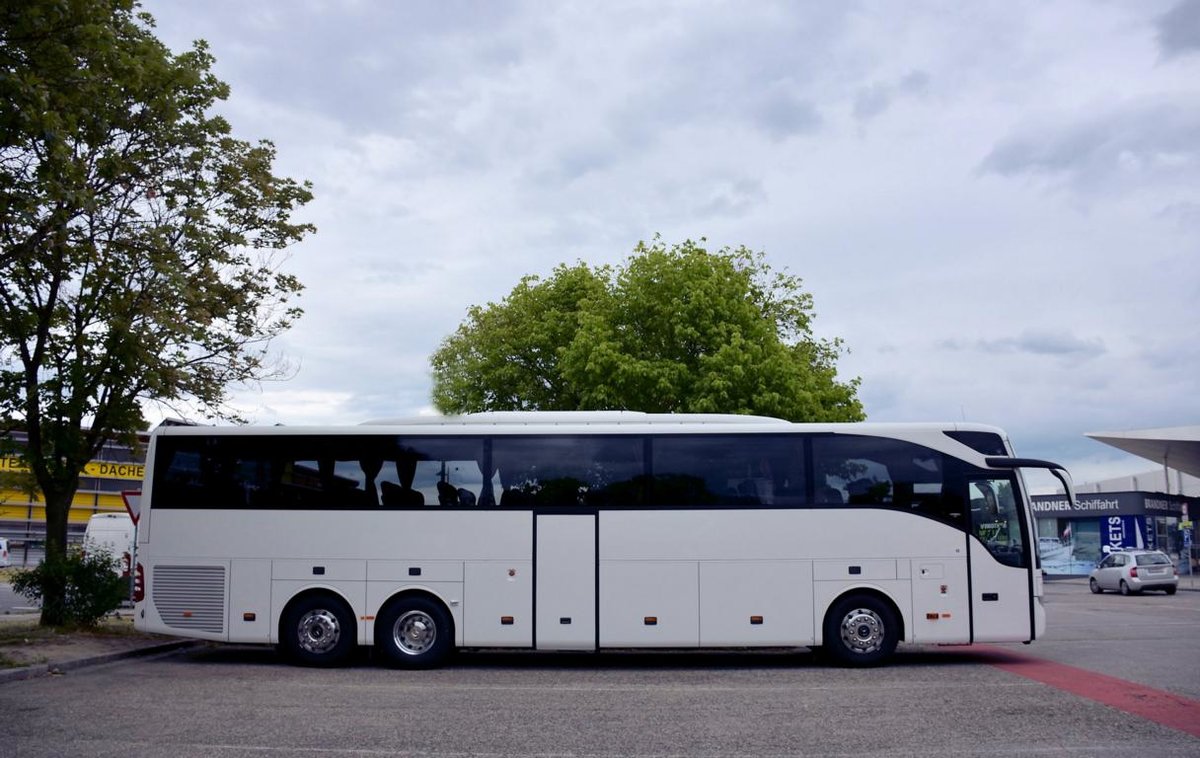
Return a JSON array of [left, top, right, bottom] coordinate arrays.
[[967, 475, 1034, 641], [534, 513, 597, 650]]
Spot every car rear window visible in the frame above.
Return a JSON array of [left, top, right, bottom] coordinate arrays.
[[1135, 553, 1171, 566]]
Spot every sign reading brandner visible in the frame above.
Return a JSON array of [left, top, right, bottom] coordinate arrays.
[[1032, 492, 1186, 519]]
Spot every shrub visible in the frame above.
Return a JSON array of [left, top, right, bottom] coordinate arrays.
[[11, 548, 127, 628]]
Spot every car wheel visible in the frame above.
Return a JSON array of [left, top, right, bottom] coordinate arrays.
[[1164, 586, 1177, 595], [823, 594, 899, 667], [1089, 578, 1102, 594], [1119, 580, 1131, 596], [281, 594, 356, 667], [375, 595, 453, 669]]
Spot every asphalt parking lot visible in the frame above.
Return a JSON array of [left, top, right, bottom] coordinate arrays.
[[1, 579, 1197, 757]]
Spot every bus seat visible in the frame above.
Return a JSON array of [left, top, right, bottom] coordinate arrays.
[[380, 481, 424, 507], [436, 481, 459, 506], [815, 486, 844, 504]]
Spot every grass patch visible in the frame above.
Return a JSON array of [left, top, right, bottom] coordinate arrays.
[[0, 614, 142, 639], [0, 613, 155, 669]]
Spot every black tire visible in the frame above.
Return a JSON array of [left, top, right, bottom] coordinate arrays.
[[1164, 586, 1177, 596], [1089, 578, 1103, 594], [280, 594, 356, 667], [375, 595, 453, 669], [823, 594, 899, 667], [1119, 580, 1131, 596]]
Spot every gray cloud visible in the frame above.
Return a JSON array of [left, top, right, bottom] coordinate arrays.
[[853, 70, 930, 122], [754, 91, 823, 139], [1157, 0, 1200, 59], [978, 101, 1200, 190], [853, 84, 891, 121], [691, 178, 768, 217], [942, 331, 1105, 358]]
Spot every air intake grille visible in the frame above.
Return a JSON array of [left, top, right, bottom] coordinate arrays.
[[152, 565, 227, 634]]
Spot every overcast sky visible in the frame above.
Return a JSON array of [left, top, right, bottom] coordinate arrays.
[[140, 0, 1200, 489]]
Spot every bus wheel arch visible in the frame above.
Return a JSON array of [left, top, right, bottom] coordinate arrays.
[[821, 589, 903, 667], [278, 589, 357, 667], [373, 590, 455, 669]]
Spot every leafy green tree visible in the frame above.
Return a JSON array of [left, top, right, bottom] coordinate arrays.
[[432, 263, 609, 411], [0, 0, 313, 625], [432, 238, 864, 422]]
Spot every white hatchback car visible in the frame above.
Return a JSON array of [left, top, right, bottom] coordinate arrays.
[[1089, 550, 1178, 595]]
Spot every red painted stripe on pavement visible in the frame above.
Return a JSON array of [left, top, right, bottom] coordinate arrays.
[[970, 644, 1200, 739]]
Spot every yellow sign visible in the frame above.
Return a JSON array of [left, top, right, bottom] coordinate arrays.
[[0, 457, 144, 481]]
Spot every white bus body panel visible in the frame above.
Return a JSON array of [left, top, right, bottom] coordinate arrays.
[[598, 509, 975, 648], [138, 507, 1026, 649], [908, 558, 971, 643], [699, 560, 814, 645], [600, 560, 699, 646], [535, 515, 597, 650], [464, 560, 532, 646], [138, 509, 532, 646], [230, 559, 272, 642]]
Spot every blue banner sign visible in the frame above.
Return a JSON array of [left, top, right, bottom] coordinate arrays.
[[1103, 515, 1146, 553]]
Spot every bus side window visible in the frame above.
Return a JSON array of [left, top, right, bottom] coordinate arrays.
[[650, 435, 804, 507], [811, 435, 963, 527], [492, 436, 644, 508]]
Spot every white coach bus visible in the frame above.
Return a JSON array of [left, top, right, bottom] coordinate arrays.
[[133, 412, 1074, 668]]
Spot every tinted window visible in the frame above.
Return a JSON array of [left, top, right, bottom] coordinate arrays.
[[650, 435, 805, 506], [1135, 553, 1170, 566], [811, 435, 965, 525], [492, 436, 644, 507], [154, 436, 389, 509], [944, 431, 1007, 456], [380, 437, 489, 507], [153, 435, 491, 509]]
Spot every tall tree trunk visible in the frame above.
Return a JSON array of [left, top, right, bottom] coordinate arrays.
[[39, 486, 73, 626]]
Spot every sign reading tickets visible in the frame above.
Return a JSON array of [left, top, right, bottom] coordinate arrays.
[[0, 457, 144, 480]]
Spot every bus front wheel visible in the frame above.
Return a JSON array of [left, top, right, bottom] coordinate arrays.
[[281, 594, 356, 667], [375, 596, 452, 669], [823, 594, 898, 667]]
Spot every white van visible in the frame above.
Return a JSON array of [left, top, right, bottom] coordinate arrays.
[[0, 536, 9, 568], [83, 513, 135, 575]]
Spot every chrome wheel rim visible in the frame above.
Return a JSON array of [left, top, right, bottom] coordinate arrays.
[[393, 610, 437, 656], [839, 607, 886, 655], [297, 609, 341, 655]]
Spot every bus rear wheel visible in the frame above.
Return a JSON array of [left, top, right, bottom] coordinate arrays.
[[281, 594, 356, 667], [375, 596, 452, 669], [823, 594, 898, 667]]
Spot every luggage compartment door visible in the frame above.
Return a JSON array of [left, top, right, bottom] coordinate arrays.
[[535, 514, 597, 650]]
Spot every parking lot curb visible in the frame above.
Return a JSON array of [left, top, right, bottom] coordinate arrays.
[[0, 639, 200, 684]]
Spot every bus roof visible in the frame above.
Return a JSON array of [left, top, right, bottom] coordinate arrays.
[[151, 413, 1007, 439], [362, 411, 791, 426]]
